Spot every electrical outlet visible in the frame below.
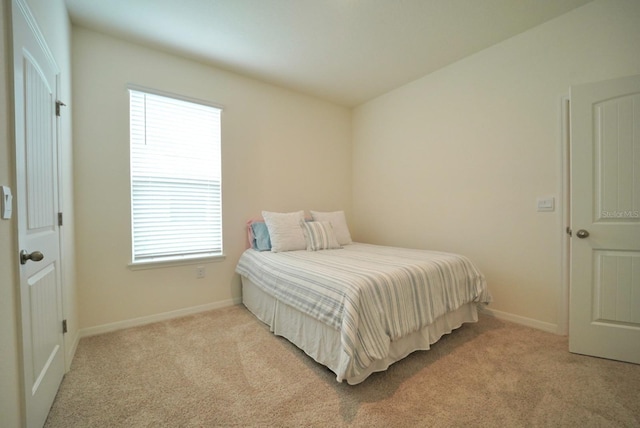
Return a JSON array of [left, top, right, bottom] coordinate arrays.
[[196, 266, 205, 279]]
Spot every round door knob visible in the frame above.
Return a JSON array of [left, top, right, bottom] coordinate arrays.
[[20, 250, 44, 265], [576, 229, 590, 239]]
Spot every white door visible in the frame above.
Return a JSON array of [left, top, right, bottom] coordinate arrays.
[[569, 74, 640, 364], [12, 1, 65, 426]]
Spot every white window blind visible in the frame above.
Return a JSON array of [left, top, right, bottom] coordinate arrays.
[[129, 88, 222, 263]]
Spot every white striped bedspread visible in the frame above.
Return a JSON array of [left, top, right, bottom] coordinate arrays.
[[235, 243, 491, 379]]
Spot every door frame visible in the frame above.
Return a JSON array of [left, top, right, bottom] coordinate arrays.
[[567, 74, 640, 363], [559, 95, 571, 336]]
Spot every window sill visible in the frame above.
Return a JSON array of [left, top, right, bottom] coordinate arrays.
[[128, 254, 226, 271]]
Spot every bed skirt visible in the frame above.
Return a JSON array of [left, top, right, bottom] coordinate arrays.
[[241, 275, 479, 385]]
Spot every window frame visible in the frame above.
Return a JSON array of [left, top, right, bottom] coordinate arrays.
[[127, 84, 225, 269]]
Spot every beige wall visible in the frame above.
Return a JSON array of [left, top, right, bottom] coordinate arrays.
[[72, 27, 352, 330], [352, 0, 640, 330], [1, 0, 75, 426]]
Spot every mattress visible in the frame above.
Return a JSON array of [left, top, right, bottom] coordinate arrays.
[[236, 243, 491, 384], [242, 276, 480, 384]]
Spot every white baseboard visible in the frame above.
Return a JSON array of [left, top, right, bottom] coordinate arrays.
[[79, 297, 242, 338], [479, 306, 560, 334], [78, 299, 560, 340]]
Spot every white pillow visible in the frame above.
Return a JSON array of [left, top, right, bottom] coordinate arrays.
[[301, 221, 341, 251], [310, 210, 352, 245], [261, 210, 306, 252]]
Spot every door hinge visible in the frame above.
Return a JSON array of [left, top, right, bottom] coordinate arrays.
[[566, 227, 572, 237], [55, 100, 66, 117], [58, 212, 63, 226], [62, 319, 68, 334]]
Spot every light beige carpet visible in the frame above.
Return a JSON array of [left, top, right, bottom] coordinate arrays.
[[45, 305, 640, 427]]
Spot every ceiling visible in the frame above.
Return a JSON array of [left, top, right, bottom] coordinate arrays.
[[64, 0, 593, 107]]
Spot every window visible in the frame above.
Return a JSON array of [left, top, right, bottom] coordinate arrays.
[[129, 86, 222, 265]]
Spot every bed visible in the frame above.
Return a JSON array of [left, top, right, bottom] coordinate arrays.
[[235, 210, 491, 385]]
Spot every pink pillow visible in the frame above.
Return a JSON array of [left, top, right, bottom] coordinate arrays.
[[245, 216, 265, 249]]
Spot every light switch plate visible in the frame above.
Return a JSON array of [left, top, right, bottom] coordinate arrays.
[[1, 185, 12, 219], [537, 196, 555, 212]]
